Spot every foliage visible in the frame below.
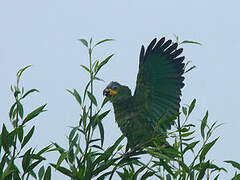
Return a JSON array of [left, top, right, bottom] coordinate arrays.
[[0, 66, 52, 179], [1, 37, 240, 179]]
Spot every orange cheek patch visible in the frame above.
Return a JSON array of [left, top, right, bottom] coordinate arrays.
[[109, 90, 117, 95]]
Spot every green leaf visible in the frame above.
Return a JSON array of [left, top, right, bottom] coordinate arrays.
[[94, 39, 114, 47], [94, 61, 99, 72], [21, 126, 35, 149], [87, 91, 97, 106], [183, 141, 199, 154], [188, 99, 196, 115], [200, 138, 218, 162], [1, 124, 10, 153], [43, 166, 51, 180], [22, 89, 39, 99], [98, 121, 104, 147], [56, 152, 68, 169], [182, 106, 187, 116], [22, 148, 32, 172], [38, 166, 45, 180], [50, 163, 73, 178], [97, 171, 112, 180], [101, 97, 109, 108], [201, 111, 208, 139], [90, 37, 93, 45], [23, 104, 47, 125], [27, 160, 42, 173], [173, 33, 179, 43], [83, 81, 90, 101], [0, 154, 7, 176], [69, 126, 78, 142], [73, 89, 82, 106], [141, 171, 155, 179], [69, 134, 79, 150], [132, 166, 145, 179], [98, 110, 110, 121], [92, 135, 124, 171], [181, 131, 195, 137], [9, 102, 17, 119], [214, 174, 220, 180], [185, 65, 196, 74], [224, 160, 240, 170], [166, 174, 171, 180], [197, 161, 209, 180], [182, 137, 195, 141], [180, 40, 202, 46], [16, 65, 32, 87], [17, 102, 24, 119], [80, 65, 91, 73], [96, 54, 114, 73], [18, 125, 24, 143], [17, 65, 32, 77], [232, 174, 240, 180], [94, 76, 105, 82], [78, 39, 88, 47]]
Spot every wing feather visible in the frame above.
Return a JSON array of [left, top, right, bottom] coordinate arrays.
[[133, 37, 185, 134]]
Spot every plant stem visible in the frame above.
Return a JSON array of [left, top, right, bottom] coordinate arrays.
[[13, 99, 19, 159], [177, 115, 185, 174]]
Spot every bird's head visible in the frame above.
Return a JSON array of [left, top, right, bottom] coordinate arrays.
[[103, 81, 131, 103]]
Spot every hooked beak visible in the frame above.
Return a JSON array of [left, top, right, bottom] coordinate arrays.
[[103, 88, 117, 97]]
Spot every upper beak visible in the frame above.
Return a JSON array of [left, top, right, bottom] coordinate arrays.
[[103, 88, 117, 96], [103, 88, 110, 96]]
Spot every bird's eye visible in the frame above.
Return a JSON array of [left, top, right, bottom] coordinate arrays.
[[113, 86, 117, 90]]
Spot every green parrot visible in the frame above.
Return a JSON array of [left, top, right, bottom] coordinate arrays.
[[103, 37, 185, 149]]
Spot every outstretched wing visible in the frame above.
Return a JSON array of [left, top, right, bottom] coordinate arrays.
[[133, 37, 185, 133]]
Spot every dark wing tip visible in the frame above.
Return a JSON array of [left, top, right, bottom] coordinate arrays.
[[153, 37, 165, 52], [169, 48, 183, 59], [139, 45, 145, 66], [145, 38, 157, 56], [138, 37, 185, 69], [164, 43, 178, 56]]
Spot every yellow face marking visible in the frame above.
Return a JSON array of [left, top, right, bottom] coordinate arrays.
[[109, 89, 117, 95]]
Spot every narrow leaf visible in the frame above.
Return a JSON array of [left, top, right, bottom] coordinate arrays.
[[96, 54, 114, 73], [188, 99, 196, 115], [201, 111, 208, 139], [43, 166, 51, 180], [200, 138, 218, 162], [38, 165, 45, 180], [21, 126, 35, 148], [17, 102, 24, 119], [185, 65, 196, 74], [197, 161, 209, 180], [224, 160, 240, 170], [22, 148, 32, 172], [50, 163, 73, 178], [95, 39, 114, 46], [73, 89, 82, 106], [23, 104, 47, 124], [56, 152, 68, 169], [183, 141, 199, 154], [98, 121, 104, 147], [22, 89, 39, 99], [18, 125, 24, 143], [180, 40, 202, 46], [9, 102, 17, 119], [182, 106, 187, 116], [78, 39, 88, 47], [87, 91, 97, 106], [80, 65, 91, 73]]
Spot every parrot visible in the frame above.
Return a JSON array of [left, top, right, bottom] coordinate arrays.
[[103, 37, 185, 149]]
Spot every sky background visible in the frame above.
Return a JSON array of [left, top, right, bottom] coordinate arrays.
[[1, 0, 240, 179]]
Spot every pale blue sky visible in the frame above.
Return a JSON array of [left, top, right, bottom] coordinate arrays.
[[1, 0, 240, 179]]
